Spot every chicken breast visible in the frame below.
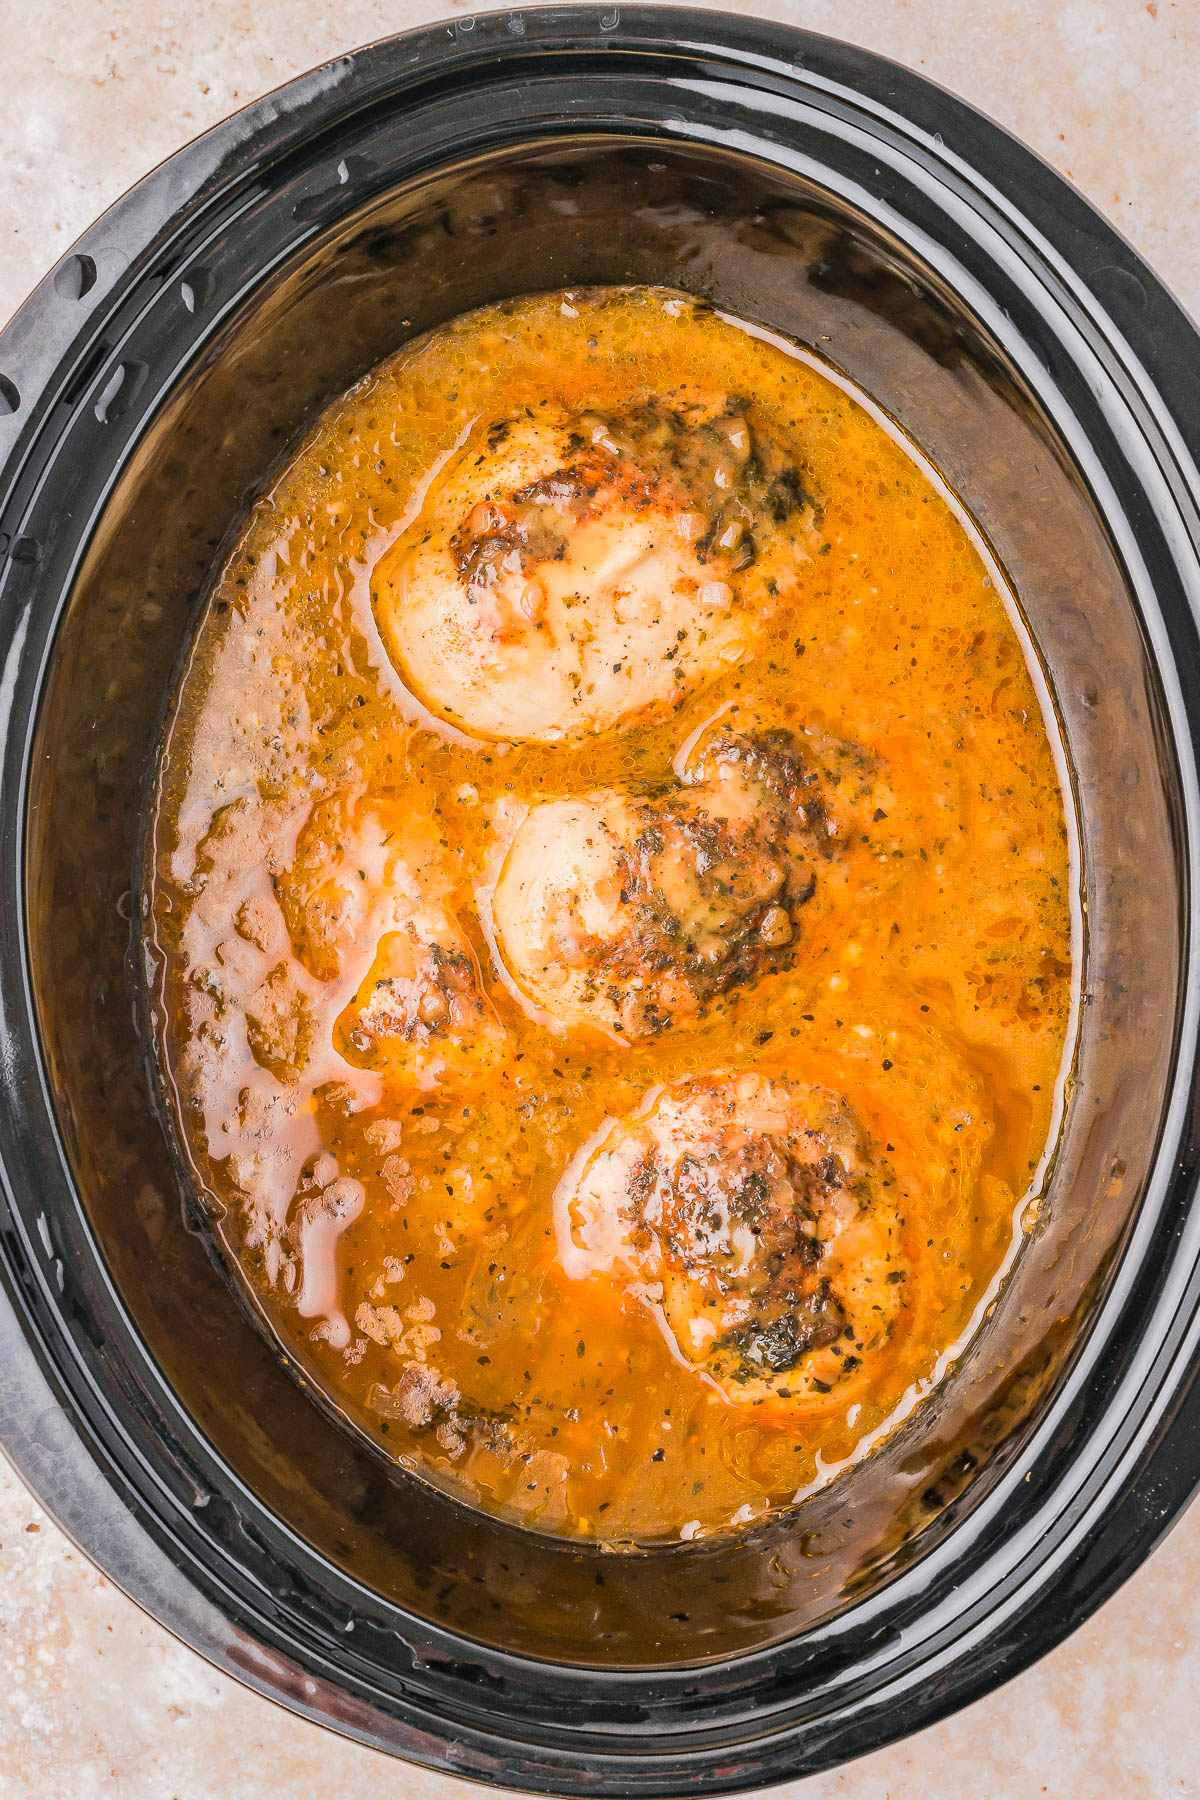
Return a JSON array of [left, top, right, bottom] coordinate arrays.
[[334, 915, 503, 1088], [491, 723, 877, 1038], [556, 1072, 908, 1414], [276, 794, 504, 1089], [372, 399, 821, 743]]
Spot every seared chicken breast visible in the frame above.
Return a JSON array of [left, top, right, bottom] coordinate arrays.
[[276, 795, 504, 1089], [556, 1072, 908, 1414], [492, 722, 886, 1038], [373, 399, 822, 742]]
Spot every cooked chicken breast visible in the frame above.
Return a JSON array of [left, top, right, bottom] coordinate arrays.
[[556, 1072, 908, 1414], [334, 915, 503, 1087], [373, 400, 820, 742], [491, 722, 880, 1038], [276, 795, 504, 1088]]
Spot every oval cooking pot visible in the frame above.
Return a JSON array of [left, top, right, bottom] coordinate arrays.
[[1, 8, 1200, 1792]]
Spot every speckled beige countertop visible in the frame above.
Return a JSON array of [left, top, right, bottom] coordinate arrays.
[[3, 2, 1200, 1796]]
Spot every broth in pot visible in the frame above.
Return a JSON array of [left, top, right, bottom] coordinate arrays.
[[147, 287, 1076, 1542]]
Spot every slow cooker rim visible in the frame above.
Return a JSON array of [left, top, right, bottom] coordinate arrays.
[[2, 8, 1200, 1791]]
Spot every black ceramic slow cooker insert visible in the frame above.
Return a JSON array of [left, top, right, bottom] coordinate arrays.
[[2, 10, 1200, 1791]]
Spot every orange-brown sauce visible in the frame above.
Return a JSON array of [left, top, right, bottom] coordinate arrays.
[[148, 288, 1076, 1541]]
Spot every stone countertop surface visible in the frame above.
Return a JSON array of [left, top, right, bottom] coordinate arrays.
[[2, 1, 1198, 1796]]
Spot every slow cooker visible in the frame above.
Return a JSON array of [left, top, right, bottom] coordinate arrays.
[[1, 9, 1199, 1790]]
